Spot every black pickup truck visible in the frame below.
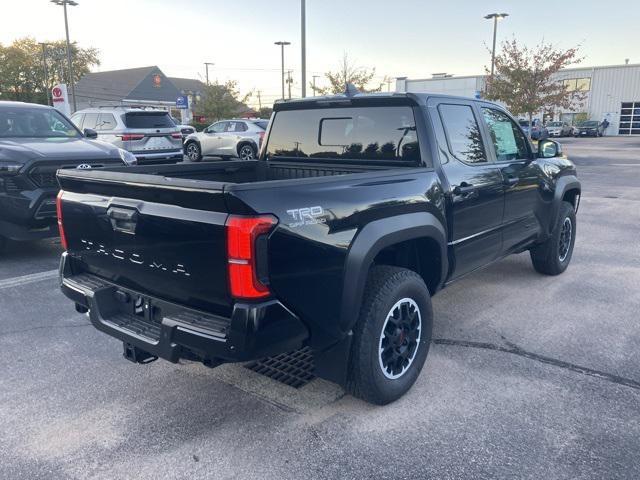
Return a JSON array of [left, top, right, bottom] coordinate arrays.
[[57, 92, 580, 404], [0, 101, 135, 252]]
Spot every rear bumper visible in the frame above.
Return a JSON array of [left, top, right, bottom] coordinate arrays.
[[59, 252, 308, 364]]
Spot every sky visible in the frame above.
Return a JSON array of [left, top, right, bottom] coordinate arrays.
[[1, 0, 638, 110]]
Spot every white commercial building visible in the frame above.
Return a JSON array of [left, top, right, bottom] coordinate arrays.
[[396, 63, 640, 135]]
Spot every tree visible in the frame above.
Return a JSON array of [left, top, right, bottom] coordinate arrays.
[[484, 39, 586, 138], [199, 80, 253, 121], [0, 37, 99, 104], [311, 53, 385, 95]]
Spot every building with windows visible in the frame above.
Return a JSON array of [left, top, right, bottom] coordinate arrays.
[[396, 63, 640, 135]]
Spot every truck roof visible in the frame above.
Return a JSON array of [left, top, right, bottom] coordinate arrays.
[[273, 91, 500, 110]]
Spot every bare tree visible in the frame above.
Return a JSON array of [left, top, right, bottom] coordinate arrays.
[[311, 53, 384, 95]]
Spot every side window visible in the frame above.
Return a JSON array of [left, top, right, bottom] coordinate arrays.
[[210, 122, 226, 133], [438, 104, 487, 164], [234, 122, 248, 132], [481, 108, 529, 161], [82, 113, 99, 130], [70, 113, 84, 129], [97, 113, 117, 131]]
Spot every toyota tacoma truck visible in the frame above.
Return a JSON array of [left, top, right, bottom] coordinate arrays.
[[0, 101, 136, 253], [57, 91, 580, 405]]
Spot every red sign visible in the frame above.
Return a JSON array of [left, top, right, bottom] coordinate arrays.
[[52, 86, 63, 102], [152, 74, 162, 88]]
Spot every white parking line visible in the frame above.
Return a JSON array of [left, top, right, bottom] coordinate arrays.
[[0, 269, 58, 290]]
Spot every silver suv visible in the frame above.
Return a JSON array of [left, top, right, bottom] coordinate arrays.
[[70, 107, 183, 164], [184, 118, 269, 162]]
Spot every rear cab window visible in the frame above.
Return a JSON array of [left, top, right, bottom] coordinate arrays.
[[265, 106, 420, 164], [438, 104, 487, 164], [124, 112, 175, 129]]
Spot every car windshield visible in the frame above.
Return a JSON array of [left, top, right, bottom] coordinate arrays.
[[0, 107, 80, 138], [518, 120, 530, 127], [547, 122, 563, 127], [579, 121, 598, 127]]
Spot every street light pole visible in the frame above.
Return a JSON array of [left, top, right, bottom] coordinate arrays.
[[484, 13, 509, 78], [301, 0, 306, 98], [204, 62, 214, 85], [274, 41, 291, 100], [51, 0, 78, 112], [39, 43, 51, 105]]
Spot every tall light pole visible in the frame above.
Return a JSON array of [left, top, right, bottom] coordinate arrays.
[[204, 62, 214, 85], [39, 42, 51, 105], [50, 0, 78, 112], [484, 13, 509, 78], [274, 41, 291, 100], [301, 0, 306, 98]]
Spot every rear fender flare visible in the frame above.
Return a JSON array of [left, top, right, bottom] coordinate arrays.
[[339, 212, 447, 333]]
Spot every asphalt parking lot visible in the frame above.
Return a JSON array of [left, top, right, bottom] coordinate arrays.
[[1, 136, 639, 479]]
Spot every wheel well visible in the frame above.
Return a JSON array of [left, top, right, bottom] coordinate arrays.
[[237, 141, 256, 154], [372, 237, 442, 295], [563, 188, 580, 207]]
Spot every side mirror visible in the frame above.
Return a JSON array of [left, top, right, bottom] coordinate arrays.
[[84, 128, 98, 139], [538, 139, 562, 158]]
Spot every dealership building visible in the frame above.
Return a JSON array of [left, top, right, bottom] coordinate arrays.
[[396, 62, 640, 135]]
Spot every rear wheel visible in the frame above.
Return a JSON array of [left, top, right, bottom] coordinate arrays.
[[347, 266, 433, 405], [185, 142, 202, 162], [238, 143, 256, 160], [530, 201, 576, 275]]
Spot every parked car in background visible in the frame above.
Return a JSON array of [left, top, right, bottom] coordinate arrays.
[[574, 120, 605, 137], [70, 107, 183, 164], [518, 119, 549, 140], [0, 101, 134, 253], [546, 121, 573, 137], [170, 116, 196, 142], [184, 118, 269, 162]]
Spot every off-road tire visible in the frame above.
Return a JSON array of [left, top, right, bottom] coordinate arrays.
[[347, 266, 433, 405], [530, 201, 576, 275], [185, 141, 202, 162]]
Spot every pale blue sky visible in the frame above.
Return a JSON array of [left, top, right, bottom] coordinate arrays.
[[2, 0, 637, 109]]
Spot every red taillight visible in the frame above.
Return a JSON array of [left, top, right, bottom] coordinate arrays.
[[56, 190, 68, 250], [226, 215, 277, 299], [118, 134, 145, 141], [171, 132, 183, 139]]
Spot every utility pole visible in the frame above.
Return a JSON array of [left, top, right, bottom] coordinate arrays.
[[257, 91, 262, 111], [50, 0, 78, 112], [39, 43, 51, 105], [312, 75, 320, 96], [286, 70, 293, 99], [301, 0, 306, 98], [204, 62, 214, 85], [274, 41, 291, 100], [386, 78, 392, 92], [484, 13, 509, 78]]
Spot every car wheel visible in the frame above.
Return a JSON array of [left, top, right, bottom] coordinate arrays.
[[530, 201, 576, 275], [238, 144, 257, 161], [185, 142, 202, 162], [347, 266, 433, 405]]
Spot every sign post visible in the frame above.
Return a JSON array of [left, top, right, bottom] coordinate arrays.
[[51, 84, 71, 117]]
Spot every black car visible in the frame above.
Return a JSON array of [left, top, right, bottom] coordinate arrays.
[[0, 101, 136, 252], [57, 91, 580, 404], [574, 120, 605, 137]]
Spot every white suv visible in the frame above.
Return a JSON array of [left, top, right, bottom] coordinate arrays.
[[184, 119, 269, 162]]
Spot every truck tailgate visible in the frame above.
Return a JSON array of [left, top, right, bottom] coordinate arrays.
[[57, 170, 232, 315]]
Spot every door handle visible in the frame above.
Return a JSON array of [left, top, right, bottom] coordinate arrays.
[[453, 183, 476, 195], [107, 207, 138, 234], [504, 176, 519, 186]]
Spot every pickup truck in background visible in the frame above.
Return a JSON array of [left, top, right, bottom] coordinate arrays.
[[0, 101, 135, 253], [57, 91, 581, 404]]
